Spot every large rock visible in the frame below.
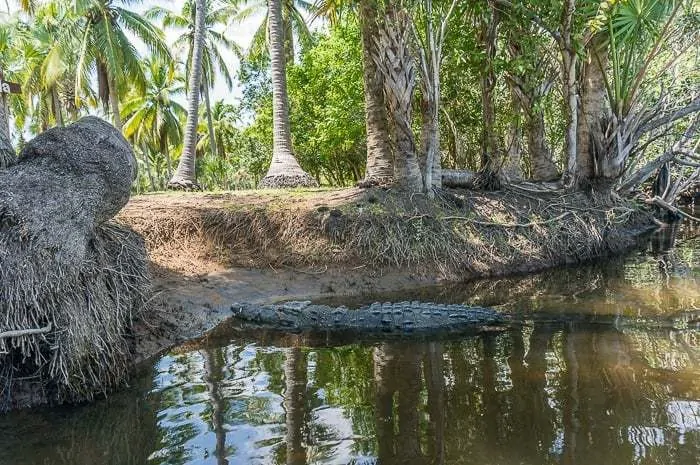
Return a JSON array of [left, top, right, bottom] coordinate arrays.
[[0, 117, 149, 411]]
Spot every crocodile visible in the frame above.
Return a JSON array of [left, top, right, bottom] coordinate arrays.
[[230, 301, 505, 334], [229, 301, 700, 335]]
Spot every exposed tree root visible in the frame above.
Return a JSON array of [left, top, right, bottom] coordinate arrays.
[[258, 173, 319, 189]]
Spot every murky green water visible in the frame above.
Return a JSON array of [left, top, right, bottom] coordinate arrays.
[[1, 216, 698, 465]]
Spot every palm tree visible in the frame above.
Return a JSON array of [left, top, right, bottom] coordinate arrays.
[[258, 0, 317, 188], [121, 58, 186, 183], [0, 21, 17, 167], [314, 0, 394, 185], [73, 0, 170, 130], [168, 0, 207, 189], [13, 1, 82, 131], [148, 0, 241, 160], [196, 100, 240, 159], [236, 0, 314, 64]]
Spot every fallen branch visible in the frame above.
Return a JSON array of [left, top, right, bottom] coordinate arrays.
[[0, 323, 52, 340], [442, 211, 572, 227], [648, 196, 700, 222]]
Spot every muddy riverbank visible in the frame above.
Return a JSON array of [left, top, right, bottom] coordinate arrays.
[[117, 187, 659, 362]]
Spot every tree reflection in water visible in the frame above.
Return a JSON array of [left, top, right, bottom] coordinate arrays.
[[2, 323, 700, 465]]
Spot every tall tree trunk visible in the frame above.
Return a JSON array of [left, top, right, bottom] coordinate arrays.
[[560, 0, 578, 184], [420, 94, 441, 192], [51, 87, 64, 127], [374, 12, 424, 192], [575, 34, 609, 190], [475, 4, 501, 190], [169, 0, 206, 189], [0, 74, 14, 168], [502, 89, 523, 182], [358, 0, 393, 185], [284, 347, 307, 465], [141, 142, 157, 191], [527, 111, 559, 181], [259, 0, 318, 189], [108, 76, 122, 130], [160, 133, 173, 182], [203, 83, 217, 159]]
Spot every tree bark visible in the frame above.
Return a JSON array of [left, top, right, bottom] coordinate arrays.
[[51, 87, 64, 127], [420, 94, 441, 190], [169, 0, 206, 189], [575, 34, 609, 189], [527, 112, 559, 181], [560, 0, 578, 184], [501, 89, 522, 182], [108, 76, 122, 131], [203, 82, 217, 159], [0, 79, 14, 168], [374, 12, 423, 192], [259, 0, 318, 188], [358, 0, 393, 185]]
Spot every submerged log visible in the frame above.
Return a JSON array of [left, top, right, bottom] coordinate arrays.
[[0, 117, 150, 411]]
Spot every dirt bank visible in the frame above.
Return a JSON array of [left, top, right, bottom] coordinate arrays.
[[117, 186, 655, 360]]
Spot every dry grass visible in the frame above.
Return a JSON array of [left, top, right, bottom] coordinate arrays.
[[118, 186, 653, 281]]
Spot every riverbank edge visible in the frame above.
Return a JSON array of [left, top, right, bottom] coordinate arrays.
[[119, 187, 658, 364]]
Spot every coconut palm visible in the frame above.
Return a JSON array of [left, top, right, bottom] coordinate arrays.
[[147, 0, 242, 159], [196, 100, 241, 159], [13, 1, 87, 131], [168, 0, 207, 189], [258, 0, 318, 188], [314, 0, 394, 185], [235, 0, 314, 64], [121, 58, 186, 183], [72, 0, 170, 130]]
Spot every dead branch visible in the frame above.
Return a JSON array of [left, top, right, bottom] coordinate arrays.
[[0, 323, 52, 340], [648, 196, 700, 222]]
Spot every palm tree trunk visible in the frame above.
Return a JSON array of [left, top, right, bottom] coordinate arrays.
[[203, 83, 217, 159], [169, 0, 206, 189], [259, 0, 317, 189], [160, 134, 173, 183], [51, 87, 64, 127], [374, 12, 423, 192], [0, 82, 14, 168], [108, 76, 122, 130], [575, 34, 609, 190], [141, 142, 157, 191], [358, 0, 393, 185]]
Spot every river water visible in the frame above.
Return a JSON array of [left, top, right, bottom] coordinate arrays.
[[1, 217, 699, 465]]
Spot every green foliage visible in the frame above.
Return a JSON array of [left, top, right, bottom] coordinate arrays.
[[241, 18, 366, 186]]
